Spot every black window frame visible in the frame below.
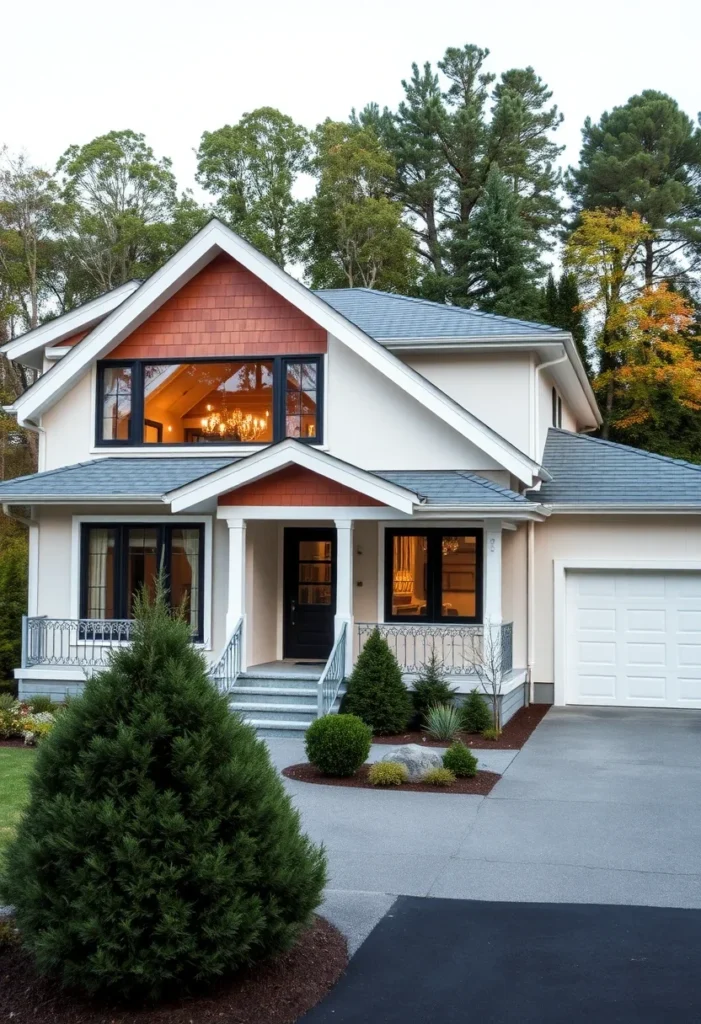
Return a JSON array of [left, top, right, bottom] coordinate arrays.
[[95, 355, 324, 447], [384, 528, 483, 624], [552, 386, 557, 427], [80, 522, 206, 641]]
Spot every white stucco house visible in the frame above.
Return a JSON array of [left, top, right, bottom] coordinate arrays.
[[2, 218, 701, 733]]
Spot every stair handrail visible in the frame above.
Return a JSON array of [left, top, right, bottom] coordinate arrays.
[[317, 621, 347, 718], [210, 618, 243, 694]]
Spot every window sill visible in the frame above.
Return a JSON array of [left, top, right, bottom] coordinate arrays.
[[89, 445, 329, 457]]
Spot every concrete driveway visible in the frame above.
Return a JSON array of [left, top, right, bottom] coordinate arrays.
[[270, 706, 701, 948]]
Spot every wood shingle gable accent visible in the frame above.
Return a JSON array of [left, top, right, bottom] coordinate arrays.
[[218, 464, 384, 507], [109, 254, 327, 360]]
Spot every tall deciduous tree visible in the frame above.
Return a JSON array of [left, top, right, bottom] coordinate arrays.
[[568, 91, 701, 289], [565, 208, 649, 435], [298, 120, 417, 292], [196, 108, 309, 268], [56, 130, 184, 297]]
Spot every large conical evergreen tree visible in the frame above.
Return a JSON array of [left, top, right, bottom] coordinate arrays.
[[344, 628, 413, 735], [2, 580, 326, 1002]]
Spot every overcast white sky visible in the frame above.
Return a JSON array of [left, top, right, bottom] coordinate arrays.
[[2, 0, 700, 201]]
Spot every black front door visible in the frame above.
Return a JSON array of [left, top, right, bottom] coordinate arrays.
[[283, 528, 336, 660]]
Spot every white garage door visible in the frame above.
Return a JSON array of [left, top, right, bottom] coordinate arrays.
[[566, 571, 701, 708]]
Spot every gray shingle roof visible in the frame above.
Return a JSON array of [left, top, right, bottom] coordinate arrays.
[[0, 458, 532, 508], [534, 429, 701, 505], [376, 471, 532, 506], [315, 288, 564, 341], [0, 458, 239, 499]]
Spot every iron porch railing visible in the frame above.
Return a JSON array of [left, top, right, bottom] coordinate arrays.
[[22, 616, 135, 668], [356, 621, 514, 675], [317, 621, 347, 717], [209, 618, 243, 694]]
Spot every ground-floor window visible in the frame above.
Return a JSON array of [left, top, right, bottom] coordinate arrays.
[[80, 523, 204, 638], [384, 529, 483, 623]]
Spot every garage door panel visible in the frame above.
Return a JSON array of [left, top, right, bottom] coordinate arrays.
[[567, 571, 701, 710]]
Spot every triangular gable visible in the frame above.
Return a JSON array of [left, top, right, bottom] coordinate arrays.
[[167, 438, 419, 514], [9, 219, 542, 485], [110, 253, 327, 360], [219, 464, 384, 507]]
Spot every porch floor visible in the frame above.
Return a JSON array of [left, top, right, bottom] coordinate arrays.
[[245, 660, 324, 679]]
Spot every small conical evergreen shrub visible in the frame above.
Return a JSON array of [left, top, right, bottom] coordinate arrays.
[[344, 628, 412, 735], [410, 652, 458, 727], [2, 581, 326, 1002], [461, 687, 492, 733]]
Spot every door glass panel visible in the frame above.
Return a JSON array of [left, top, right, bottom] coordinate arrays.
[[125, 527, 159, 615], [170, 528, 200, 631], [299, 540, 331, 561], [391, 535, 428, 617], [298, 584, 332, 605], [441, 536, 477, 618], [101, 367, 131, 441], [299, 563, 331, 583], [86, 528, 116, 618]]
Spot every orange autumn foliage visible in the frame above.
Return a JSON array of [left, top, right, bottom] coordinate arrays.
[[596, 283, 701, 428]]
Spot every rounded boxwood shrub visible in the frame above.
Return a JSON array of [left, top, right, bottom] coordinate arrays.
[[460, 688, 492, 734], [368, 761, 409, 786], [305, 713, 372, 777], [1, 581, 326, 1003], [422, 767, 456, 787], [344, 629, 413, 735], [443, 742, 478, 778]]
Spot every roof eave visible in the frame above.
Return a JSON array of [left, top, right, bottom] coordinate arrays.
[[547, 502, 701, 514]]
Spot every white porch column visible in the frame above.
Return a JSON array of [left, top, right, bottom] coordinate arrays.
[[334, 519, 354, 675], [226, 518, 247, 669], [483, 522, 503, 628]]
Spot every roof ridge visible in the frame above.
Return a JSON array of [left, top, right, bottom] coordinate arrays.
[[549, 428, 701, 475], [315, 287, 562, 334]]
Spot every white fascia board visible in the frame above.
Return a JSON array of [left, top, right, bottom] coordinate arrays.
[[2, 281, 140, 365], [12, 219, 541, 486], [166, 439, 420, 514], [548, 503, 701, 514], [381, 333, 570, 347], [0, 495, 164, 505]]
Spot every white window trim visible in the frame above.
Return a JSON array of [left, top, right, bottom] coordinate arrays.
[[552, 558, 701, 707], [70, 514, 214, 650]]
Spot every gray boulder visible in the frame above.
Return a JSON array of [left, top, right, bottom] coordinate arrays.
[[380, 743, 443, 781]]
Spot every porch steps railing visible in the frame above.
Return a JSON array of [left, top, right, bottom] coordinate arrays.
[[228, 669, 342, 737]]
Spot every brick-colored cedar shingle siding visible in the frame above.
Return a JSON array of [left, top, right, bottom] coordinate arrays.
[[109, 253, 327, 360], [60, 329, 90, 347], [218, 466, 383, 507]]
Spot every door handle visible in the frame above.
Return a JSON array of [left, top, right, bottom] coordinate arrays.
[[291, 598, 296, 625]]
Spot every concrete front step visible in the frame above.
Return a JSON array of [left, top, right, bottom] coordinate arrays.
[[233, 687, 318, 705], [237, 674, 321, 690], [231, 701, 317, 717], [240, 718, 312, 737]]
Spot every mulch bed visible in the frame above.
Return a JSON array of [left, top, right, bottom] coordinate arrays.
[[283, 762, 501, 795], [0, 738, 29, 748], [0, 916, 347, 1024], [372, 702, 550, 750]]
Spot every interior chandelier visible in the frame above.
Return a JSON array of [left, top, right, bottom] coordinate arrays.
[[200, 408, 269, 442]]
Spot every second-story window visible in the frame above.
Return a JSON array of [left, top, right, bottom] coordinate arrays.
[[96, 356, 322, 446]]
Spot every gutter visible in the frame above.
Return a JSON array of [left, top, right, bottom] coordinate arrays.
[[0, 495, 165, 505], [549, 503, 701, 514]]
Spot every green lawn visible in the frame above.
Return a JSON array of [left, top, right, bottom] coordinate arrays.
[[0, 746, 35, 862]]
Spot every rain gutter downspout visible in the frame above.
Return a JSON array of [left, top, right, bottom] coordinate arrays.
[[527, 519, 536, 704], [532, 347, 568, 460]]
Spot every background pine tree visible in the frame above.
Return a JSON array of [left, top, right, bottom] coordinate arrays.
[[2, 582, 326, 1002]]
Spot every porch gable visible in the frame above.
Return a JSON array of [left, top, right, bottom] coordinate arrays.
[[218, 464, 384, 507]]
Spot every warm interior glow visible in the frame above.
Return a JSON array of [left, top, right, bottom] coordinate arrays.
[[142, 361, 274, 443]]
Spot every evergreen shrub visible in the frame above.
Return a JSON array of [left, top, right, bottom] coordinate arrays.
[[2, 582, 326, 1002], [305, 714, 372, 776], [344, 629, 412, 735], [460, 688, 492, 733], [442, 742, 478, 778], [368, 761, 408, 786], [410, 652, 458, 727]]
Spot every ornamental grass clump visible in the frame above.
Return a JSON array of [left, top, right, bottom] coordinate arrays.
[[344, 628, 413, 735], [460, 688, 492, 733], [442, 742, 478, 778], [423, 702, 463, 742], [305, 714, 372, 777], [422, 767, 456, 787], [1, 578, 326, 1004], [368, 761, 409, 786]]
